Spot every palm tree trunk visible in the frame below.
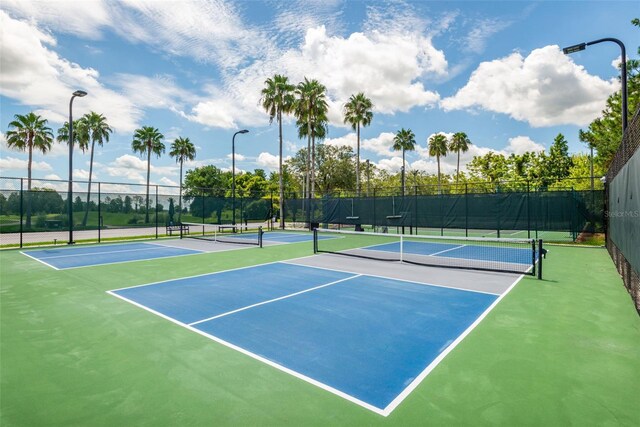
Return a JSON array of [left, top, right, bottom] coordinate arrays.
[[356, 123, 360, 196], [82, 139, 96, 226], [402, 149, 405, 196], [178, 160, 183, 223], [437, 155, 441, 194], [26, 143, 33, 228], [456, 150, 460, 185], [278, 110, 284, 229], [306, 119, 311, 199], [311, 133, 316, 197], [145, 149, 151, 223]]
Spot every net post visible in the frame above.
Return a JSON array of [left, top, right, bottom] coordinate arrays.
[[400, 234, 404, 262], [531, 239, 536, 277], [258, 226, 263, 248], [537, 239, 543, 280], [313, 228, 318, 253]]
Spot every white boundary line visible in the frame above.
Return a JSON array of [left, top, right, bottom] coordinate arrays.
[[381, 273, 526, 415], [33, 244, 196, 260], [107, 256, 529, 415], [109, 259, 300, 293], [189, 274, 361, 326], [19, 251, 60, 270], [106, 289, 387, 415]]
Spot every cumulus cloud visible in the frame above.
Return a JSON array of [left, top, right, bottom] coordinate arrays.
[[504, 136, 545, 154], [227, 153, 246, 161], [256, 151, 289, 170], [0, 156, 53, 172], [376, 156, 404, 173], [0, 11, 142, 133], [441, 45, 617, 127], [73, 169, 98, 180], [325, 131, 397, 157], [101, 154, 177, 182]]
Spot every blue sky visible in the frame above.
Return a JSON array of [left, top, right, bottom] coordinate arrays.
[[1, 0, 638, 190]]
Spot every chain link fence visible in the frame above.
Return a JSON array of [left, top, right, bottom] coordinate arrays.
[[606, 108, 640, 313]]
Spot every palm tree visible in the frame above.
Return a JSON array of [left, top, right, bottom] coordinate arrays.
[[343, 93, 373, 196], [295, 78, 328, 197], [261, 74, 295, 229], [132, 126, 165, 223], [428, 133, 449, 193], [79, 112, 112, 226], [57, 120, 88, 153], [449, 132, 472, 185], [392, 128, 416, 196], [6, 113, 54, 227], [169, 137, 196, 222]]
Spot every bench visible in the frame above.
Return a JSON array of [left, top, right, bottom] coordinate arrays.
[[166, 223, 190, 236]]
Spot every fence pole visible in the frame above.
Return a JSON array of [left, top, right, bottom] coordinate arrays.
[[527, 181, 531, 239], [373, 187, 377, 232], [19, 178, 23, 248], [201, 189, 205, 225], [155, 185, 158, 239], [465, 183, 468, 238], [98, 182, 101, 243]]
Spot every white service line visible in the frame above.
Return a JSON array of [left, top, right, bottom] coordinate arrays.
[[428, 244, 466, 256], [189, 274, 362, 326]]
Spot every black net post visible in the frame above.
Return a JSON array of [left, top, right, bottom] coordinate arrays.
[[465, 183, 469, 238], [538, 239, 543, 280], [313, 228, 318, 253], [258, 226, 263, 248]]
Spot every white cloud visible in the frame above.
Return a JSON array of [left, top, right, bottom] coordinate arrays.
[[375, 157, 404, 173], [2, 0, 112, 39], [441, 45, 617, 127], [504, 136, 545, 154], [0, 156, 53, 171], [462, 18, 511, 53], [159, 177, 178, 187], [73, 169, 98, 180], [256, 151, 289, 170], [324, 131, 397, 157], [227, 153, 246, 161], [0, 11, 142, 133]]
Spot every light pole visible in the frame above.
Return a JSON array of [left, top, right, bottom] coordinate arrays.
[[232, 129, 249, 226], [562, 38, 628, 134], [68, 90, 87, 244]]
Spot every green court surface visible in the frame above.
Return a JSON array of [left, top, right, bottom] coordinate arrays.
[[1, 239, 639, 426]]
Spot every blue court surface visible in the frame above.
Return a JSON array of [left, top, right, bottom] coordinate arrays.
[[366, 241, 534, 265], [109, 262, 499, 414], [22, 242, 203, 270]]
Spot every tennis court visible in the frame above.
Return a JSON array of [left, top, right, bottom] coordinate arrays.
[[109, 259, 516, 415]]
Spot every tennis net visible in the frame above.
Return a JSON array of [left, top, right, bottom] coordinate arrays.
[[181, 222, 263, 247], [313, 228, 542, 277]]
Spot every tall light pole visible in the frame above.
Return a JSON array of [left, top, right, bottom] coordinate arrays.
[[562, 38, 628, 134], [68, 90, 87, 244], [232, 129, 249, 226]]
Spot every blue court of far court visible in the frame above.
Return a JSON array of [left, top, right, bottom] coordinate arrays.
[[365, 240, 534, 265], [22, 242, 203, 269], [109, 261, 499, 414]]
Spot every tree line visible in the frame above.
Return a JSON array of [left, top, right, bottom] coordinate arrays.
[[5, 19, 637, 223]]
